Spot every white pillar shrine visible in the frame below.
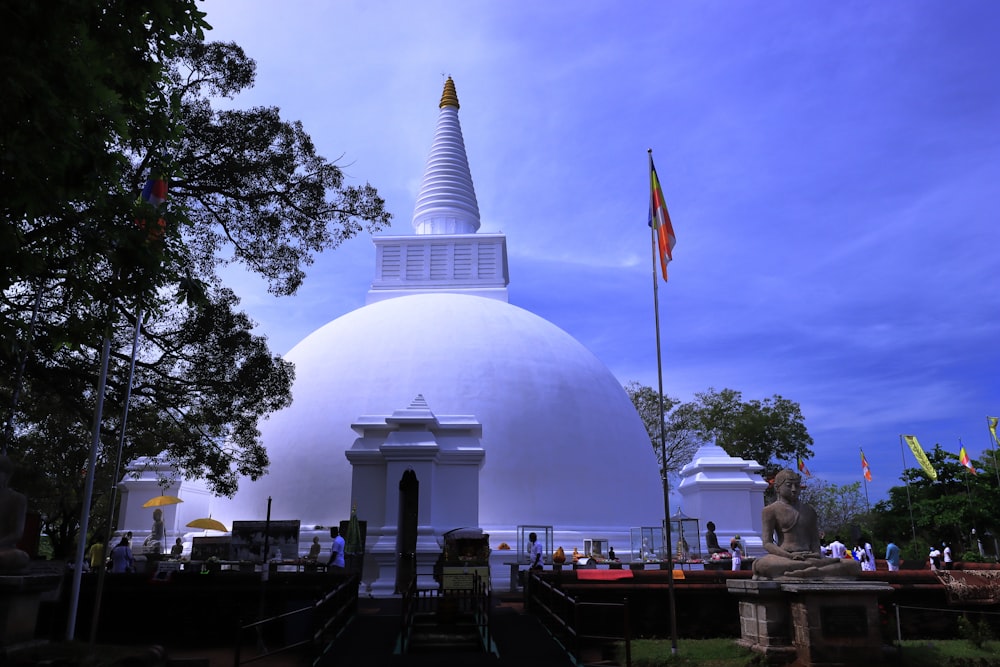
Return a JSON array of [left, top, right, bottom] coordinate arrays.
[[116, 455, 214, 553], [345, 395, 485, 596], [676, 444, 769, 557]]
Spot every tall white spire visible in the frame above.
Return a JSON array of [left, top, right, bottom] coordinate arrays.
[[368, 77, 507, 304], [411, 77, 481, 235]]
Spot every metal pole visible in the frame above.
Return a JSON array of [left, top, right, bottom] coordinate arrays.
[[90, 306, 143, 644], [648, 149, 678, 655], [67, 331, 112, 640]]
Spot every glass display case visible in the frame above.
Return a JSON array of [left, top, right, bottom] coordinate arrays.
[[629, 526, 665, 562], [517, 525, 553, 565], [667, 509, 701, 562], [582, 538, 609, 560]]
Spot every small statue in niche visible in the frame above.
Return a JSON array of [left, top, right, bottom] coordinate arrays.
[[705, 521, 723, 554], [144, 507, 166, 554]]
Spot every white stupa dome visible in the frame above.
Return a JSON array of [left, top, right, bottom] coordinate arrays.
[[207, 78, 666, 588], [217, 291, 664, 532]]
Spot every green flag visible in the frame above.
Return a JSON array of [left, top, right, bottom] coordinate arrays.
[[903, 435, 938, 480]]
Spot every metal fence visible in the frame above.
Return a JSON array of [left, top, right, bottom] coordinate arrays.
[[232, 573, 359, 666], [526, 571, 632, 667]]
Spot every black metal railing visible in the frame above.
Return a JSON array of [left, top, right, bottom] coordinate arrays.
[[232, 573, 359, 666], [399, 571, 491, 654], [526, 571, 632, 667]]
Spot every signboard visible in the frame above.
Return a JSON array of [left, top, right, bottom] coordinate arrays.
[[191, 536, 232, 562], [231, 520, 300, 562]]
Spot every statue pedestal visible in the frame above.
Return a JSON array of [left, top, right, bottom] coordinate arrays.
[[728, 579, 892, 666], [0, 570, 63, 650]]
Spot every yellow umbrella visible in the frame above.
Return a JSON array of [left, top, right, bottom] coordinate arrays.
[[142, 495, 183, 508], [186, 517, 228, 532]]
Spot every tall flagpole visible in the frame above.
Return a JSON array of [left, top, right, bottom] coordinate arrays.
[[67, 327, 112, 640], [648, 149, 678, 655], [90, 305, 144, 644]]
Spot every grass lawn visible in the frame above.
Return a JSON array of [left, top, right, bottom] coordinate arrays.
[[613, 638, 1000, 666]]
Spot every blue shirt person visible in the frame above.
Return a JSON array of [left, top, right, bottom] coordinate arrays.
[[885, 540, 901, 571]]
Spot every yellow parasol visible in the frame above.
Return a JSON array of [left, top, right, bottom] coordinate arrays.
[[142, 495, 183, 508], [186, 517, 228, 533]]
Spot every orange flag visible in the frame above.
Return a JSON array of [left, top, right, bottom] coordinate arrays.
[[861, 449, 872, 482], [648, 152, 677, 282]]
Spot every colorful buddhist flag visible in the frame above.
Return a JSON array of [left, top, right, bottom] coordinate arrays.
[[797, 455, 811, 477], [141, 177, 168, 207], [959, 445, 977, 474], [989, 417, 999, 447], [136, 175, 168, 243], [648, 153, 677, 282], [903, 435, 938, 480], [861, 449, 872, 482]]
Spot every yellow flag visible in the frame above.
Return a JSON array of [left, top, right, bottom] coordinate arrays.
[[989, 417, 999, 446], [903, 435, 938, 480]]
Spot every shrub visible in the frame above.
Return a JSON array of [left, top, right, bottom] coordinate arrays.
[[956, 614, 993, 649]]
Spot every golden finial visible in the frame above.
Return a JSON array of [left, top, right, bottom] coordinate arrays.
[[439, 76, 460, 109]]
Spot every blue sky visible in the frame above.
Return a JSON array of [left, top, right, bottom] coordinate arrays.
[[201, 1, 999, 503]]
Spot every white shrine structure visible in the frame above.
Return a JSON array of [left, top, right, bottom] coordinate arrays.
[[677, 445, 768, 557], [115, 78, 769, 592]]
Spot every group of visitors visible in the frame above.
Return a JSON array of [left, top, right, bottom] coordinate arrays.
[[812, 534, 958, 572], [929, 542, 954, 570], [819, 535, 881, 571]]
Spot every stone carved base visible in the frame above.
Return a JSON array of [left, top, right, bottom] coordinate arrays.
[[0, 570, 63, 651], [728, 579, 892, 666]]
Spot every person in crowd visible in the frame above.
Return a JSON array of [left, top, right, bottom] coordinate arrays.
[[327, 527, 346, 571], [928, 545, 942, 570], [528, 532, 543, 570], [88, 534, 106, 572], [885, 539, 901, 571], [942, 542, 953, 570], [731, 537, 742, 571], [170, 537, 184, 558], [828, 535, 848, 559], [110, 536, 134, 573], [306, 536, 322, 561], [856, 537, 876, 572]]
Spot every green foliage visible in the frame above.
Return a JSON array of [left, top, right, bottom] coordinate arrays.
[[1, 8, 390, 557], [798, 478, 869, 539], [624, 382, 694, 476], [869, 445, 1000, 559], [895, 640, 1000, 666], [957, 614, 993, 650], [620, 639, 1000, 667], [625, 384, 814, 485], [616, 638, 759, 667], [671, 388, 814, 483]]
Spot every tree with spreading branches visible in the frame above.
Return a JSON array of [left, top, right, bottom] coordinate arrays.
[[1, 8, 391, 556]]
